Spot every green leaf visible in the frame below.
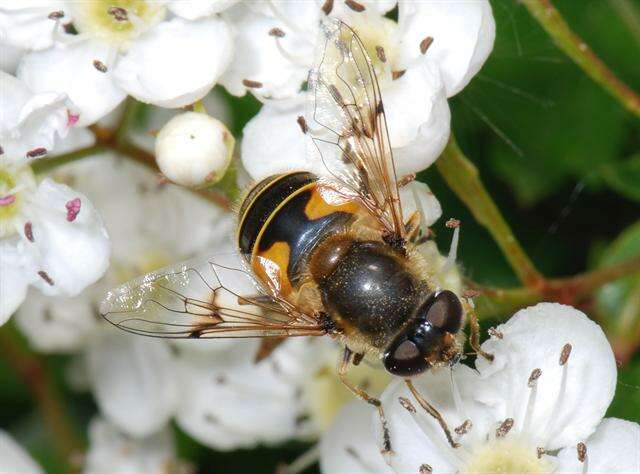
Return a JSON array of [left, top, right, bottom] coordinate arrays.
[[595, 221, 640, 329], [601, 154, 640, 203], [607, 363, 640, 423]]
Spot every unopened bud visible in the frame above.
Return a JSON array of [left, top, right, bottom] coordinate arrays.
[[155, 112, 234, 187]]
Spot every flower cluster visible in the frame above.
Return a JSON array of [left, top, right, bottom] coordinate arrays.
[[1, 1, 637, 474]]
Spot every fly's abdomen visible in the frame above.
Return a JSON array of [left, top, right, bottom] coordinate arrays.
[[237, 172, 358, 297]]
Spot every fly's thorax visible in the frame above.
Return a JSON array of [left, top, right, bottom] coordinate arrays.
[[311, 238, 428, 350]]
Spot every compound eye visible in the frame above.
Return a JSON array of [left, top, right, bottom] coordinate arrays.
[[425, 290, 463, 334], [383, 338, 430, 377]]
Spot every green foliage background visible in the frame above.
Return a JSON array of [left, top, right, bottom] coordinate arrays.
[[2, 1, 640, 472]]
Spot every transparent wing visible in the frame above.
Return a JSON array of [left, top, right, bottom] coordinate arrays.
[[100, 253, 325, 339], [307, 18, 405, 244]]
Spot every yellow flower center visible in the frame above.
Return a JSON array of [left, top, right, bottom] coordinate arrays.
[[0, 166, 36, 238], [463, 439, 554, 474], [306, 358, 390, 431], [71, 1, 165, 48], [346, 15, 399, 84]]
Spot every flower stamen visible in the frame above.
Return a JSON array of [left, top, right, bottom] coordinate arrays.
[[420, 36, 434, 55], [107, 6, 129, 22], [495, 418, 514, 438], [559, 343, 572, 365], [65, 198, 81, 221], [38, 270, 55, 286], [419, 464, 433, 474], [455, 419, 473, 436], [0, 195, 16, 206], [24, 221, 34, 242], [544, 343, 572, 444], [522, 368, 541, 435], [577, 442, 588, 474]]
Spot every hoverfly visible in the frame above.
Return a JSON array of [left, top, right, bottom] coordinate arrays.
[[101, 18, 490, 452]]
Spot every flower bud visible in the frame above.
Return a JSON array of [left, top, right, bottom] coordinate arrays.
[[155, 112, 234, 187]]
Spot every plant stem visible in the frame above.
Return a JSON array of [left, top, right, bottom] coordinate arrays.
[[31, 125, 232, 211], [522, 0, 640, 119], [111, 137, 232, 210], [436, 136, 545, 289], [0, 326, 83, 472], [474, 253, 640, 319], [32, 145, 108, 175]]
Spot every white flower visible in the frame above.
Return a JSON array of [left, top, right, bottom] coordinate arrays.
[[168, 0, 241, 20], [0, 74, 109, 325], [0, 429, 43, 474], [238, 0, 493, 181], [0, 1, 65, 51], [0, 71, 76, 161], [0, 41, 24, 74], [155, 111, 234, 187], [84, 417, 182, 474], [87, 332, 178, 438], [320, 303, 638, 474], [15, 153, 234, 440], [173, 335, 391, 451], [0, 173, 110, 324], [14, 2, 233, 126]]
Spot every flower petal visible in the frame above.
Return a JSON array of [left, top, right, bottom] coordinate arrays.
[[399, 181, 442, 228], [0, 429, 43, 474], [168, 0, 240, 19], [383, 62, 449, 159], [475, 303, 617, 450], [241, 98, 318, 180], [0, 1, 63, 51], [54, 154, 232, 266], [555, 418, 640, 473], [0, 71, 73, 161], [173, 338, 334, 450], [87, 332, 177, 438], [377, 365, 492, 473], [15, 288, 97, 352], [85, 417, 177, 474], [0, 239, 33, 325], [220, 4, 315, 98], [114, 17, 233, 108], [320, 401, 393, 474], [388, 69, 451, 176], [0, 41, 24, 74], [18, 39, 126, 126], [397, 0, 495, 97], [25, 178, 110, 297]]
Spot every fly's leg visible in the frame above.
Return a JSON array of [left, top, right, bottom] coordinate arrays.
[[338, 347, 393, 456], [463, 299, 494, 362], [404, 378, 460, 449]]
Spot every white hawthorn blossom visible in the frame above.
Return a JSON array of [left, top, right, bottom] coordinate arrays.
[[238, 0, 494, 180], [12, 1, 233, 126], [0, 72, 109, 325], [84, 417, 183, 474], [15, 152, 232, 346], [321, 303, 640, 474]]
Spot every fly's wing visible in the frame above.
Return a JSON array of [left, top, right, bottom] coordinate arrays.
[[100, 253, 325, 339], [307, 18, 405, 244]]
